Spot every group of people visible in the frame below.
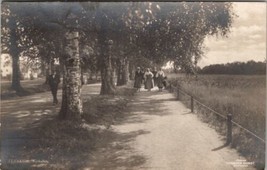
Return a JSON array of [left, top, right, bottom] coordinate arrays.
[[134, 67, 167, 92], [48, 67, 166, 105]]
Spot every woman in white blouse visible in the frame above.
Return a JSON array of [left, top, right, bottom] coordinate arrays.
[[144, 68, 154, 91]]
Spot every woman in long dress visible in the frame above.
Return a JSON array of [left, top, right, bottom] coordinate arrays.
[[156, 68, 165, 92], [152, 67, 158, 87], [144, 68, 154, 91], [134, 67, 143, 92]]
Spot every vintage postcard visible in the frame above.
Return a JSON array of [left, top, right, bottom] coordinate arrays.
[[1, 1, 266, 169]]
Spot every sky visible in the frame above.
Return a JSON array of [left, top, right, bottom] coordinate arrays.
[[198, 2, 266, 68]]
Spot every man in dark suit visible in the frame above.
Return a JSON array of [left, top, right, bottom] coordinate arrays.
[[48, 70, 60, 105]]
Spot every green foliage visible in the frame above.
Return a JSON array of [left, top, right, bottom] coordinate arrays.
[[135, 2, 235, 69], [2, 2, 235, 73]]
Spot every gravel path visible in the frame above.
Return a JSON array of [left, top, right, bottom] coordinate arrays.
[[108, 88, 256, 170]]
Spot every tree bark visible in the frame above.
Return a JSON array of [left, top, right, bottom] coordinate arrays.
[[59, 63, 68, 118], [11, 54, 23, 92], [9, 19, 23, 93], [129, 61, 135, 80], [59, 31, 83, 120], [123, 59, 129, 84], [116, 60, 122, 86], [99, 33, 116, 95], [117, 58, 129, 86], [10, 44, 23, 92], [100, 56, 116, 94]]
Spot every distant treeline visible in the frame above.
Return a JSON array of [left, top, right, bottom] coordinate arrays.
[[199, 60, 266, 75]]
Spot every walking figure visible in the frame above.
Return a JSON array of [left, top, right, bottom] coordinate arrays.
[[156, 68, 165, 92], [48, 70, 60, 105], [152, 67, 158, 87], [134, 67, 143, 92], [163, 76, 168, 89], [144, 68, 154, 91]]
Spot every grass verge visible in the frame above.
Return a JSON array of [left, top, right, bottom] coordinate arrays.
[[1, 79, 52, 100], [167, 74, 265, 169]]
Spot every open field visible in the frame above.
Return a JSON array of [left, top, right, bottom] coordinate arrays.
[[167, 74, 266, 168]]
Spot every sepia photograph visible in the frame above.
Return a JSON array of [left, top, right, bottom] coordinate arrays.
[[1, 1, 266, 169]]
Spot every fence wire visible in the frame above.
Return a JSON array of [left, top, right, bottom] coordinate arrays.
[[194, 99, 227, 120], [170, 83, 266, 144], [231, 120, 265, 143]]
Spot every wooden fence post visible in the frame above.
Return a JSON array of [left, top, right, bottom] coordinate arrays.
[[177, 87, 180, 100], [191, 96, 194, 112], [227, 114, 232, 144]]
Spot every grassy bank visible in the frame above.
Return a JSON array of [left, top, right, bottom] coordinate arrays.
[[168, 74, 265, 169], [1, 79, 53, 99], [1, 78, 101, 100]]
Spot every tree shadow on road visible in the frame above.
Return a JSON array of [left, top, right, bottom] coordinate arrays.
[[2, 116, 149, 170], [84, 129, 149, 170], [115, 91, 177, 126], [1, 86, 150, 170]]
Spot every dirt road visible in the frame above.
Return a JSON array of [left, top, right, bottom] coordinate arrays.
[[1, 84, 255, 169], [87, 87, 255, 170]]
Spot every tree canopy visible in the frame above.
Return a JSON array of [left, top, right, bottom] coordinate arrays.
[[1, 2, 235, 119], [2, 2, 235, 68]]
